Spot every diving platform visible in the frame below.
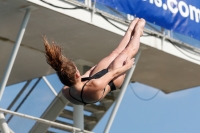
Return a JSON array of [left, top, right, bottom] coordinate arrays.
[[0, 0, 199, 93]]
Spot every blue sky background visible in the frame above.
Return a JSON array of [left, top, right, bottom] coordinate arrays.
[[93, 82, 200, 133]]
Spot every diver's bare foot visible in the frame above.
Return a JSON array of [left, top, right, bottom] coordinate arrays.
[[133, 18, 146, 36], [127, 18, 139, 33]]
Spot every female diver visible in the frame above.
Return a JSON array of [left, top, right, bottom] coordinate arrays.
[[43, 18, 145, 105]]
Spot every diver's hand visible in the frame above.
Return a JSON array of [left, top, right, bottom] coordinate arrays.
[[124, 58, 135, 69]]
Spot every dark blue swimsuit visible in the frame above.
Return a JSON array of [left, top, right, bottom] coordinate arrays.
[[69, 69, 116, 105]]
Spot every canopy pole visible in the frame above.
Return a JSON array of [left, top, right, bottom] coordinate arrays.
[[0, 113, 10, 133], [0, 8, 31, 101], [0, 7, 32, 133], [104, 50, 141, 133], [73, 105, 84, 133]]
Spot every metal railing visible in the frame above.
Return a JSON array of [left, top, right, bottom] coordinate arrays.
[[4, 75, 64, 133], [0, 108, 93, 133]]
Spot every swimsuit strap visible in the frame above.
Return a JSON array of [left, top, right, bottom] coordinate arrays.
[[80, 80, 106, 105], [81, 77, 92, 82], [80, 80, 90, 105], [69, 87, 86, 105]]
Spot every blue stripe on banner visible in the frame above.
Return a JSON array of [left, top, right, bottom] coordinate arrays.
[[96, 0, 200, 41]]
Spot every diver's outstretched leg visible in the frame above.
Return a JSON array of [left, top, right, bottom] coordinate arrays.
[[124, 18, 146, 58], [112, 18, 140, 54], [108, 19, 146, 88], [91, 18, 139, 75]]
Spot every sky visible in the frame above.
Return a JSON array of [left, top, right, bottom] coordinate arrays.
[[93, 82, 200, 133]]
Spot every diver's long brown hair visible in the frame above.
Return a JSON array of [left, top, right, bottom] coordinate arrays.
[[43, 36, 76, 86]]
